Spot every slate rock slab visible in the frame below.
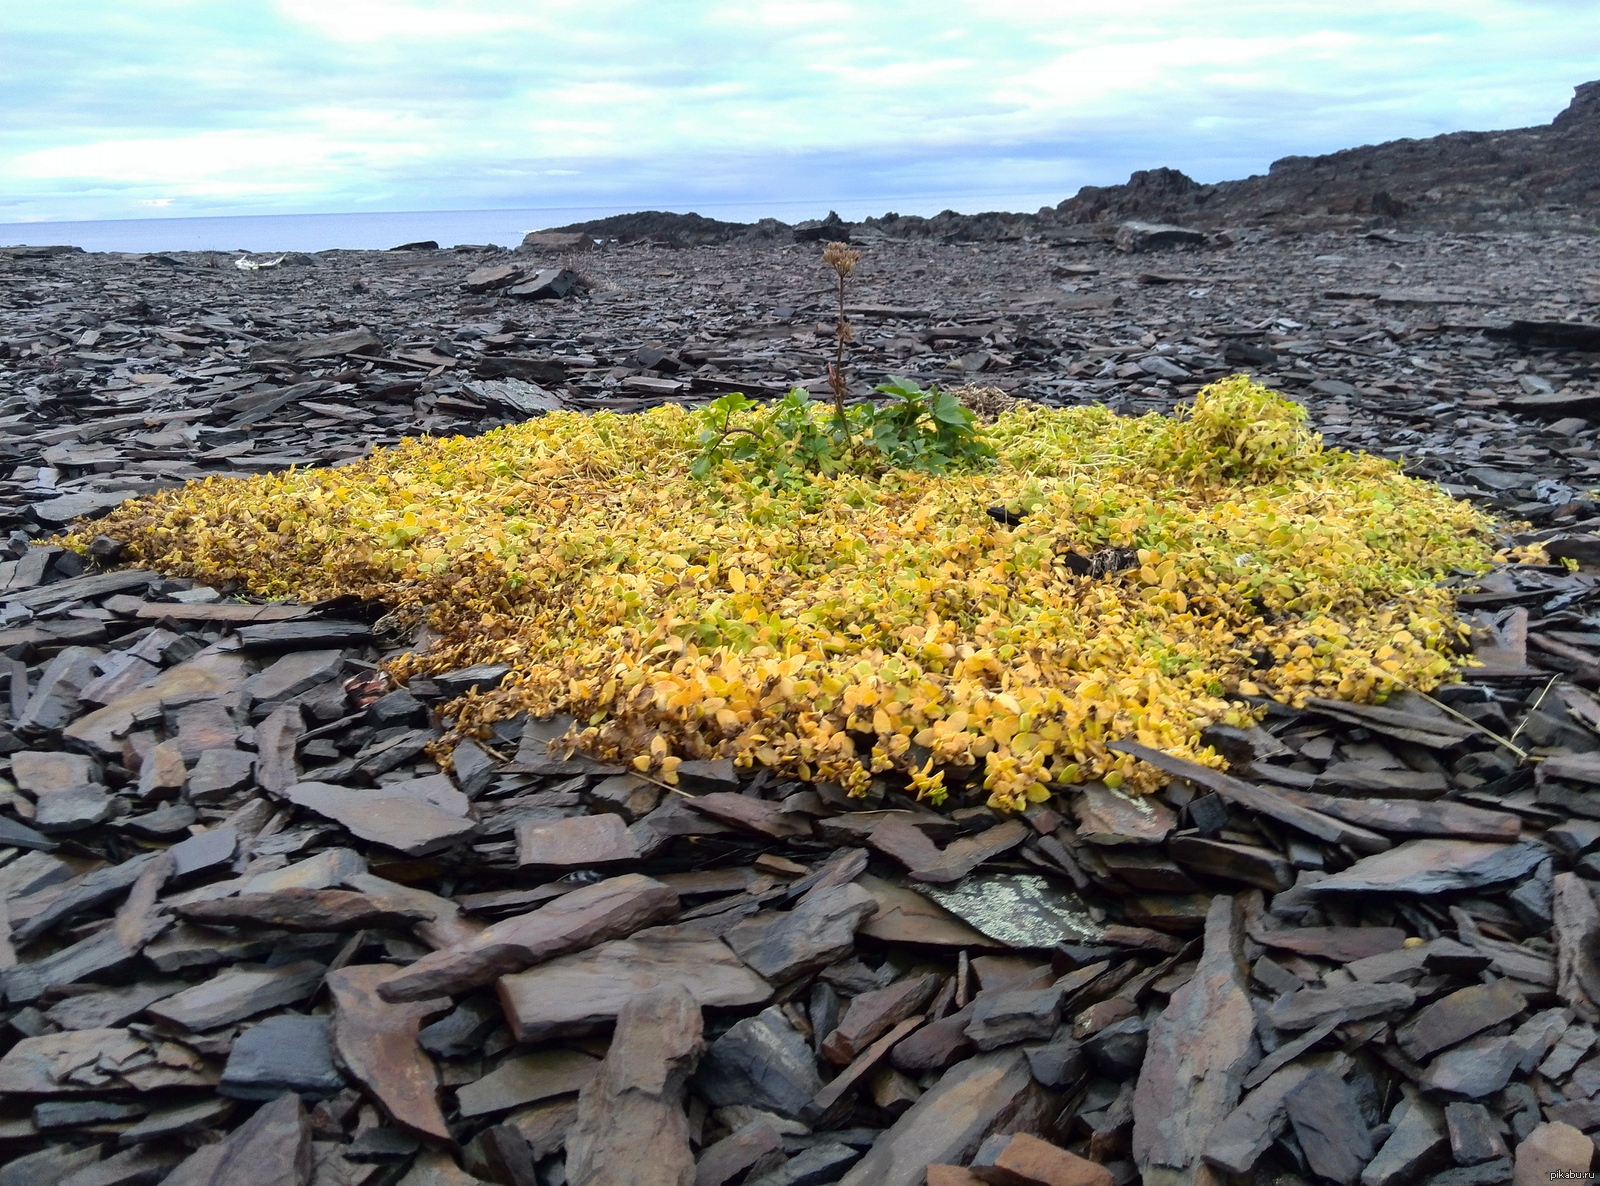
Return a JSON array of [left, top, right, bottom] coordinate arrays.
[[177, 887, 426, 933], [456, 1048, 600, 1118], [381, 873, 678, 1001], [565, 982, 704, 1186], [723, 883, 879, 983], [280, 780, 477, 857], [836, 1049, 1047, 1186], [1133, 894, 1258, 1186], [220, 1013, 346, 1100], [158, 1091, 311, 1186], [498, 925, 772, 1043], [1310, 840, 1546, 895], [146, 960, 325, 1032], [327, 963, 453, 1142], [695, 1005, 825, 1119]]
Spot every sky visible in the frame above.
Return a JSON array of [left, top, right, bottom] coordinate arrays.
[[2, 1, 1598, 230]]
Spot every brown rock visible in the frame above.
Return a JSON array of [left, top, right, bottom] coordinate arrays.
[[517, 813, 640, 867], [1132, 894, 1258, 1186], [343, 872, 484, 950], [694, 1120, 784, 1186], [1255, 927, 1407, 963], [64, 653, 248, 757], [927, 1169, 986, 1186], [137, 738, 187, 799], [564, 983, 704, 1186], [497, 926, 772, 1042], [176, 888, 427, 932], [158, 1092, 311, 1186], [822, 972, 943, 1064], [969, 1132, 1114, 1186], [869, 817, 1032, 883], [327, 964, 453, 1143], [1073, 783, 1175, 846], [457, 1049, 600, 1118], [398, 1151, 489, 1186], [854, 875, 1006, 949], [1553, 872, 1600, 1021], [255, 703, 305, 794], [683, 792, 812, 840], [380, 874, 679, 1001], [1396, 980, 1527, 1062], [836, 1048, 1051, 1186], [1168, 835, 1294, 891], [1513, 1121, 1592, 1185], [808, 1015, 925, 1119]]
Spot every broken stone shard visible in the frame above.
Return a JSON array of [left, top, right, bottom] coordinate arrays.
[[722, 883, 878, 984], [327, 963, 453, 1143], [565, 982, 704, 1186], [498, 925, 772, 1043], [1132, 894, 1258, 1186], [381, 873, 679, 1001]]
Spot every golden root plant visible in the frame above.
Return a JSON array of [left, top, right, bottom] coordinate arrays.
[[74, 377, 1499, 810]]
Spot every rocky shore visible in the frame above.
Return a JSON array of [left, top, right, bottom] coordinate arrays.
[[2, 101, 1600, 1186]]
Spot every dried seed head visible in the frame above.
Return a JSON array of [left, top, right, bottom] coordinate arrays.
[[822, 241, 860, 279]]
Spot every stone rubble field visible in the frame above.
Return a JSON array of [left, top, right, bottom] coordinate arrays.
[[0, 223, 1599, 1185]]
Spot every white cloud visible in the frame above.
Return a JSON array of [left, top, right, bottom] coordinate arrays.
[[1, 0, 1596, 224]]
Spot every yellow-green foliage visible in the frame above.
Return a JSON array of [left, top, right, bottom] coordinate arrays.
[[75, 376, 1498, 810]]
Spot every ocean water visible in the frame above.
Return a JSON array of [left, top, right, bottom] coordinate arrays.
[[0, 198, 908, 255], [0, 206, 655, 254], [0, 189, 1062, 254]]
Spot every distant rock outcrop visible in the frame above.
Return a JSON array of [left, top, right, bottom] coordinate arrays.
[[1052, 80, 1600, 234], [545, 80, 1600, 244]]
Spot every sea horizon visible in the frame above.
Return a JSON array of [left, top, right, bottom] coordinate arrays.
[[0, 191, 1060, 255]]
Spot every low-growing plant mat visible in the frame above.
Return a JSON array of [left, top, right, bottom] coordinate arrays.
[[75, 378, 1500, 809]]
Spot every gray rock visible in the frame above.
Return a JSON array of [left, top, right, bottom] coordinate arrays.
[[695, 1006, 825, 1119], [158, 1091, 310, 1186], [186, 749, 256, 801], [418, 996, 503, 1059], [723, 883, 878, 983], [279, 780, 477, 857], [1361, 1094, 1449, 1186], [1422, 1035, 1524, 1098], [31, 783, 113, 832], [145, 960, 325, 1031], [1284, 1069, 1374, 1186], [167, 825, 238, 880], [33, 1100, 146, 1130], [0, 1144, 104, 1186], [1309, 840, 1546, 895], [243, 649, 345, 705], [44, 980, 186, 1030], [28, 491, 137, 526], [449, 738, 496, 797], [220, 1013, 346, 1099], [115, 1098, 234, 1145], [964, 986, 1064, 1052], [748, 1142, 862, 1186]]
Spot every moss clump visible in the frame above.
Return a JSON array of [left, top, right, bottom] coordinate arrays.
[[75, 376, 1498, 809]]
